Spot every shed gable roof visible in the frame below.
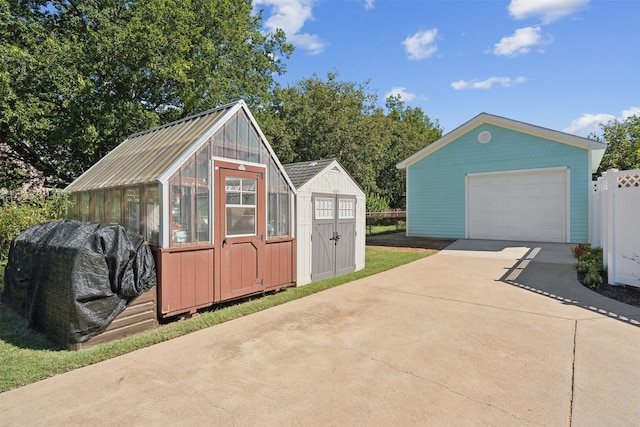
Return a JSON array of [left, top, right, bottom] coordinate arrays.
[[283, 158, 336, 189], [283, 158, 365, 195], [396, 113, 607, 172]]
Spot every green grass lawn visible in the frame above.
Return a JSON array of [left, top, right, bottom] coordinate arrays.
[[366, 221, 406, 235], [0, 246, 434, 393]]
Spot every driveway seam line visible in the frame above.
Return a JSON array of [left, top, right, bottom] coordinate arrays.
[[358, 283, 598, 322], [569, 320, 577, 426], [342, 346, 545, 426]]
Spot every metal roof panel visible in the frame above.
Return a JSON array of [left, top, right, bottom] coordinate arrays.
[[66, 105, 229, 191]]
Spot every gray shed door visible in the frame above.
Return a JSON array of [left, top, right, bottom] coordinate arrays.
[[311, 194, 356, 281]]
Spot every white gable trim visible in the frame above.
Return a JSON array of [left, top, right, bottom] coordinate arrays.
[[396, 113, 607, 171]]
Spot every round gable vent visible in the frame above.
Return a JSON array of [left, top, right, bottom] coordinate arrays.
[[478, 131, 492, 144]]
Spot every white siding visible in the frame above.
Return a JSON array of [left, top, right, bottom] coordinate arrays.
[[294, 162, 366, 286]]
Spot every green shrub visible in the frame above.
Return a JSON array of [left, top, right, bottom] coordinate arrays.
[[0, 191, 68, 265], [366, 193, 390, 212], [571, 243, 606, 288]]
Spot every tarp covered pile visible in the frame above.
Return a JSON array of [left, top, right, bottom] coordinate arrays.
[[2, 220, 156, 346]]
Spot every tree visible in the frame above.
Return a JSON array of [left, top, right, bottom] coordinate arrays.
[[594, 115, 640, 175], [258, 72, 385, 193], [375, 96, 442, 207], [1, 0, 292, 186], [257, 74, 442, 208]]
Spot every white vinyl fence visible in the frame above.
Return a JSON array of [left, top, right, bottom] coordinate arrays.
[[591, 169, 640, 287]]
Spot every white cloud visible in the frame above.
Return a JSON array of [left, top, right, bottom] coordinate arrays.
[[494, 26, 552, 57], [622, 106, 640, 119], [508, 0, 590, 24], [363, 0, 375, 10], [254, 0, 327, 55], [403, 29, 438, 60], [450, 76, 526, 90], [384, 87, 417, 102], [564, 107, 640, 135]]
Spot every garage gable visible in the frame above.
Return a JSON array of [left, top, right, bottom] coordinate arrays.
[[397, 113, 606, 172]]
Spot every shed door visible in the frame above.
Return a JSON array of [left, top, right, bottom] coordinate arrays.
[[468, 168, 568, 243], [215, 162, 266, 301], [311, 194, 356, 281]]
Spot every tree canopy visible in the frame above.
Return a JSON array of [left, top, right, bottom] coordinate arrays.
[[257, 73, 442, 208], [594, 114, 640, 175], [2, 1, 442, 207], [1, 0, 292, 186]]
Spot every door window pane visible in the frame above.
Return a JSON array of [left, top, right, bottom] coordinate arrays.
[[315, 198, 334, 219], [226, 177, 256, 236], [339, 199, 355, 219], [226, 207, 256, 235]]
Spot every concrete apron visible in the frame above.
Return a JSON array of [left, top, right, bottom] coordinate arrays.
[[1, 240, 639, 426]]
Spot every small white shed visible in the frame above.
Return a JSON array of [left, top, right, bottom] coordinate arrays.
[[283, 159, 366, 285]]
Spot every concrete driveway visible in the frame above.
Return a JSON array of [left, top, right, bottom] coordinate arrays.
[[2, 240, 639, 426]]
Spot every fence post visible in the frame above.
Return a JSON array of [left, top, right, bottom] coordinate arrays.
[[604, 170, 618, 285], [590, 179, 600, 247]]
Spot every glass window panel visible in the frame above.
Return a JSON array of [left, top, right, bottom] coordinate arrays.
[[196, 145, 208, 179], [195, 185, 209, 243], [278, 193, 289, 236], [94, 190, 104, 223], [315, 198, 334, 219], [225, 177, 256, 237], [226, 192, 241, 204], [268, 192, 276, 237], [261, 145, 270, 165], [107, 187, 121, 225], [267, 163, 291, 239], [248, 127, 260, 163], [170, 172, 193, 246], [144, 184, 160, 246], [67, 193, 79, 220], [226, 178, 241, 191], [212, 129, 225, 157], [237, 113, 249, 161], [194, 146, 210, 243], [124, 186, 141, 232], [242, 180, 255, 191], [242, 193, 255, 205], [226, 207, 256, 236], [79, 192, 87, 221], [224, 116, 238, 159], [339, 199, 355, 219]]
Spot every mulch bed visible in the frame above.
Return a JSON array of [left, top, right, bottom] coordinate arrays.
[[580, 280, 640, 308], [365, 233, 455, 251]]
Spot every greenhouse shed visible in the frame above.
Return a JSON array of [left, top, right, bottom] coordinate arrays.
[[283, 159, 365, 285], [66, 100, 297, 318]]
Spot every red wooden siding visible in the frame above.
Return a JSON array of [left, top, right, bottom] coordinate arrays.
[[154, 246, 215, 317], [265, 239, 296, 288]]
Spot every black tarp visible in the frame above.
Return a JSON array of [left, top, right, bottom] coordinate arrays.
[[2, 220, 156, 346]]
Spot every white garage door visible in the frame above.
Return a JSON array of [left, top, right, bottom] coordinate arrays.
[[467, 168, 568, 243]]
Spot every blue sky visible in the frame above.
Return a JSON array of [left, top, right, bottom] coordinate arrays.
[[253, 0, 640, 137]]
